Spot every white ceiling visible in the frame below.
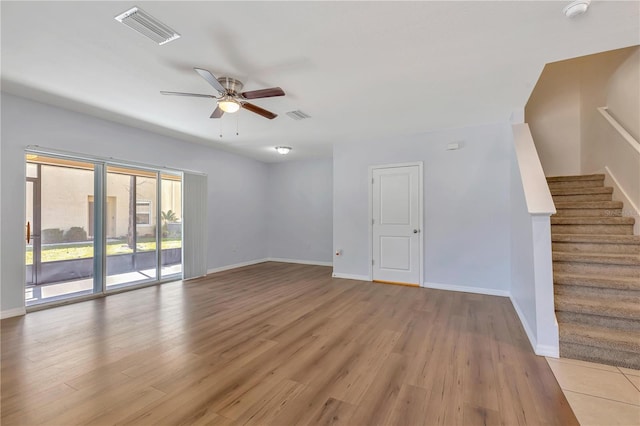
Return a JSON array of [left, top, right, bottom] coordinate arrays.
[[1, 1, 639, 162]]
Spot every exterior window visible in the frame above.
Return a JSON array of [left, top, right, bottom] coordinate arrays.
[[136, 201, 151, 225]]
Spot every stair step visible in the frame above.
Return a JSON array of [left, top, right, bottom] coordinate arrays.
[[555, 293, 640, 320], [554, 201, 624, 210], [557, 311, 640, 332], [560, 342, 640, 370], [551, 217, 635, 226], [560, 322, 640, 354], [550, 187, 613, 196], [553, 252, 640, 266], [548, 180, 605, 190], [552, 234, 640, 245], [546, 174, 605, 183], [553, 209, 622, 217], [553, 201, 623, 217], [552, 241, 639, 254], [555, 284, 638, 300], [553, 195, 614, 202], [553, 259, 639, 277], [552, 233, 640, 254], [551, 225, 634, 235], [555, 273, 640, 291]]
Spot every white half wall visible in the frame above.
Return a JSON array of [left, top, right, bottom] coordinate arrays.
[[510, 124, 559, 357], [1, 93, 269, 314], [333, 123, 512, 293], [267, 159, 333, 264]]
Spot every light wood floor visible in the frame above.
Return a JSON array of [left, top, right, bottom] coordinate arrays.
[[1, 262, 577, 425]]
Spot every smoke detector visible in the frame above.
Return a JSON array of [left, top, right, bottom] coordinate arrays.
[[563, 0, 591, 18], [115, 7, 180, 45]]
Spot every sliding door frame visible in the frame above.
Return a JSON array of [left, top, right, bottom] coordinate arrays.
[[25, 147, 185, 311]]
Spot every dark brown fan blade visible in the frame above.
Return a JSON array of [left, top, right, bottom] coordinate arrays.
[[242, 102, 277, 119], [241, 87, 285, 99], [210, 106, 224, 119], [160, 91, 216, 98], [194, 68, 226, 94]]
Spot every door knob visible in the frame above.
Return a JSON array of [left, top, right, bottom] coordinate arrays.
[[413, 229, 419, 234]]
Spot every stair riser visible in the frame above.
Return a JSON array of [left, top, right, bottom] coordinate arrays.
[[552, 242, 640, 254], [560, 342, 640, 370], [552, 194, 613, 202], [556, 311, 640, 332], [553, 262, 640, 278], [548, 180, 604, 190], [555, 285, 639, 300], [556, 300, 640, 320], [554, 276, 640, 291], [560, 329, 640, 353], [554, 209, 622, 217], [551, 224, 634, 235]]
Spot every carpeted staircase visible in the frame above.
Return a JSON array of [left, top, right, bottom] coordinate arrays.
[[548, 174, 640, 369]]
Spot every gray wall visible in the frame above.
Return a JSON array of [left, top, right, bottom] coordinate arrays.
[[267, 159, 333, 264], [332, 123, 512, 293], [1, 93, 269, 314]]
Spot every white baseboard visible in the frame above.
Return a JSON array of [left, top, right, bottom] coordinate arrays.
[[423, 281, 510, 297], [268, 258, 333, 267], [536, 344, 559, 358], [207, 258, 269, 275], [509, 296, 537, 354], [604, 166, 640, 234], [332, 272, 370, 281], [1, 307, 26, 319], [206, 257, 333, 276]]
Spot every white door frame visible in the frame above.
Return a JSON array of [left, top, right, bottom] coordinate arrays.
[[368, 162, 424, 285]]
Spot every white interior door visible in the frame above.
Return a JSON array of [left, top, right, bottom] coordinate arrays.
[[372, 164, 422, 285]]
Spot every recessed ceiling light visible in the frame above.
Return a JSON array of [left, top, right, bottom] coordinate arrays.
[[563, 0, 590, 18], [115, 7, 180, 45], [275, 146, 292, 155]]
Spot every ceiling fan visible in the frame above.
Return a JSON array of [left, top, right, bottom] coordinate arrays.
[[161, 68, 285, 119]]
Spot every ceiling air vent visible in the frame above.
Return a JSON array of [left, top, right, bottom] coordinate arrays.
[[115, 7, 180, 45], [286, 110, 311, 121]]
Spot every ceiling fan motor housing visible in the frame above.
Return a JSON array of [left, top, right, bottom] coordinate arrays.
[[217, 77, 244, 95]]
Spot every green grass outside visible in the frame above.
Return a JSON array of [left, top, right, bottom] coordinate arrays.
[[25, 238, 182, 265]]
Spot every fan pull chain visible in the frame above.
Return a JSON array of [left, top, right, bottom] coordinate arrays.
[[219, 119, 223, 138], [236, 113, 240, 136]]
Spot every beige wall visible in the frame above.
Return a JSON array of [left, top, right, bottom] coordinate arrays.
[[579, 47, 637, 175], [33, 165, 181, 240], [526, 47, 637, 177], [525, 60, 582, 176], [40, 165, 94, 234], [607, 49, 640, 142]]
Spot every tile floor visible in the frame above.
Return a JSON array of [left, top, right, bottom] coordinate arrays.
[[547, 357, 640, 425]]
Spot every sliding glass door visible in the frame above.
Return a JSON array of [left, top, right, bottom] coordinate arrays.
[[25, 156, 99, 305], [105, 166, 158, 289], [25, 153, 183, 306]]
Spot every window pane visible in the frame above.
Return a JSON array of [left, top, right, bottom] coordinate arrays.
[[105, 166, 157, 289], [26, 157, 97, 306]]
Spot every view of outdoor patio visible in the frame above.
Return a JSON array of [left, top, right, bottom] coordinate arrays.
[[26, 156, 182, 305]]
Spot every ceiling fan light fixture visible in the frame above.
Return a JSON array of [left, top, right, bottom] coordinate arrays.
[[218, 97, 240, 113], [275, 146, 292, 155]]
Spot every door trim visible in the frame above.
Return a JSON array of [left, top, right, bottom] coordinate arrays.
[[368, 162, 424, 285]]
